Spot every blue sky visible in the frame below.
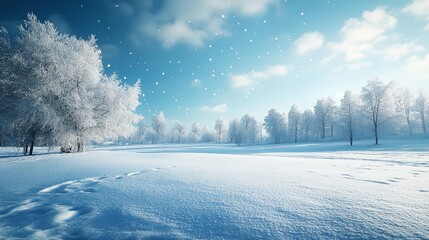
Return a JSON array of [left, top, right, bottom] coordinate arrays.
[[1, 0, 428, 127]]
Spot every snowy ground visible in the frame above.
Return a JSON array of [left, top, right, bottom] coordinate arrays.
[[0, 139, 428, 239]]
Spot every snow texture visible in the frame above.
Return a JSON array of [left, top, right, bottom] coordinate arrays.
[[0, 139, 428, 239]]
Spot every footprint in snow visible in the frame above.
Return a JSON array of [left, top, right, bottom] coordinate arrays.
[[0, 166, 168, 239], [0, 198, 91, 238]]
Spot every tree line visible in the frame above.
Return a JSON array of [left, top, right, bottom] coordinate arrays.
[[0, 14, 141, 154], [125, 79, 427, 146], [1, 15, 428, 154]]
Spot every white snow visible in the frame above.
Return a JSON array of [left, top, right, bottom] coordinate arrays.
[[0, 139, 428, 239]]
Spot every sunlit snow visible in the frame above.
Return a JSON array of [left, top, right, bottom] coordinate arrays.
[[1, 139, 428, 239]]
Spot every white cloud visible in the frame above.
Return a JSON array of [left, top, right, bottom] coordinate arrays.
[[133, 0, 276, 48], [407, 53, 429, 78], [403, 0, 429, 31], [403, 0, 429, 18], [347, 61, 372, 70], [143, 20, 207, 48], [294, 31, 324, 55], [200, 104, 228, 113], [329, 7, 397, 62], [384, 42, 424, 61], [230, 65, 288, 89]]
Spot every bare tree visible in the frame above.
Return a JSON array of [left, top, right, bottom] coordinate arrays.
[[214, 116, 225, 143], [361, 78, 393, 145], [340, 90, 360, 146], [394, 87, 414, 135], [314, 97, 335, 140]]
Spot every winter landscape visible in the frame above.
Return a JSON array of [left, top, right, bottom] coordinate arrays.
[[1, 0, 429, 239], [0, 140, 428, 239]]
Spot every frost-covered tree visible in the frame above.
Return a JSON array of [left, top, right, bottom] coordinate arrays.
[[151, 112, 168, 144], [0, 27, 14, 146], [229, 119, 243, 146], [214, 116, 225, 143], [394, 87, 414, 135], [415, 92, 428, 136], [201, 126, 215, 143], [84, 74, 141, 149], [264, 109, 286, 144], [144, 129, 157, 144], [0, 14, 141, 154], [2, 15, 65, 154], [131, 119, 147, 144], [314, 97, 335, 140], [288, 105, 301, 143], [173, 122, 187, 143], [240, 114, 258, 144], [301, 109, 313, 142], [340, 90, 360, 146], [361, 79, 393, 145], [190, 122, 201, 143]]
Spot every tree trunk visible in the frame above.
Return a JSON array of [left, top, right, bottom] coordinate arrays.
[[23, 145, 28, 155], [321, 121, 325, 140], [374, 124, 379, 145], [29, 130, 36, 155], [294, 125, 298, 143], [77, 141, 84, 152], [349, 121, 353, 146]]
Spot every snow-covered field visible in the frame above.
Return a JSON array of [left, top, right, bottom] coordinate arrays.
[[0, 139, 428, 239]]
